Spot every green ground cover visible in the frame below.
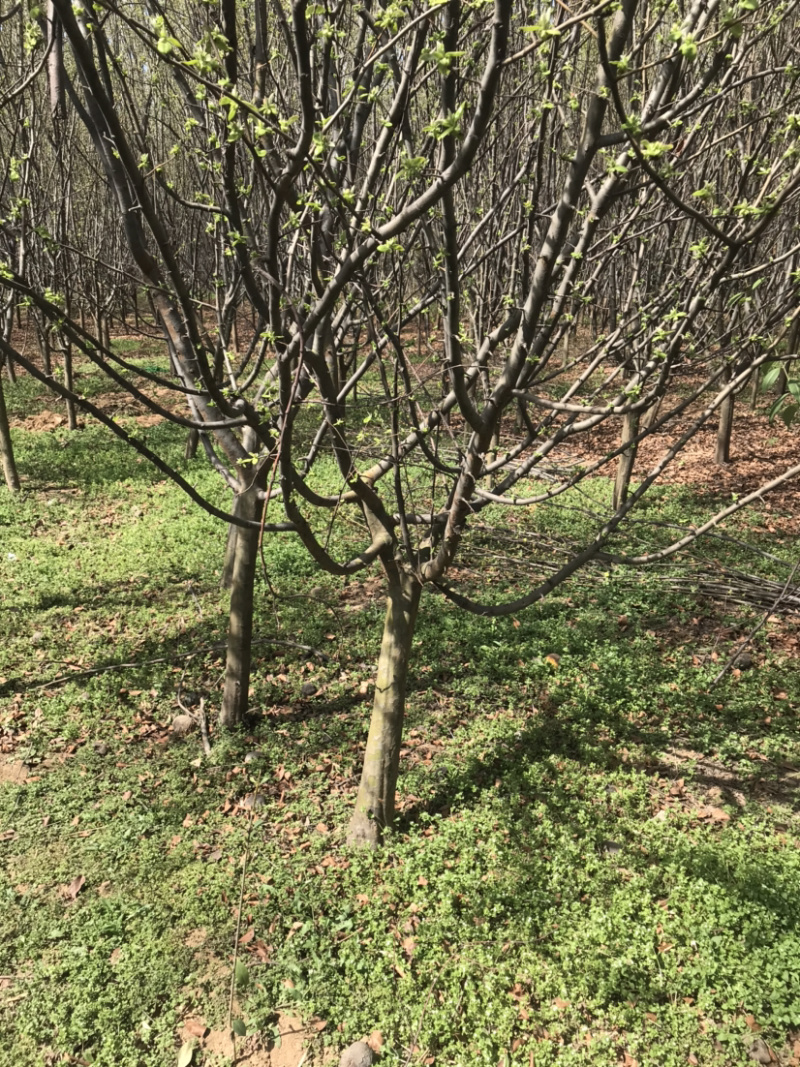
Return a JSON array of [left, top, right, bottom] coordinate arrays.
[[1, 369, 799, 1067]]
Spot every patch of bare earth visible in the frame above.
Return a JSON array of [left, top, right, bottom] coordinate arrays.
[[17, 411, 68, 432], [181, 1013, 332, 1066], [0, 761, 28, 785]]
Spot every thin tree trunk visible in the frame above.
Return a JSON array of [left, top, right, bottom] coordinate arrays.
[[776, 367, 787, 398], [231, 308, 239, 354], [640, 395, 661, 432], [63, 339, 78, 430], [2, 306, 16, 383], [612, 411, 638, 511], [40, 326, 52, 376], [348, 567, 421, 849], [716, 365, 734, 465], [185, 428, 199, 460], [219, 480, 262, 729], [0, 368, 20, 490]]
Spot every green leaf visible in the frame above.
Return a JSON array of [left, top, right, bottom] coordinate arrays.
[[234, 960, 249, 991], [680, 35, 698, 61], [232, 1019, 247, 1037], [640, 140, 673, 160], [761, 362, 784, 391], [177, 1041, 195, 1067]]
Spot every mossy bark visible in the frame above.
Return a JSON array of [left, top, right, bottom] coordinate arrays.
[[347, 568, 421, 849]]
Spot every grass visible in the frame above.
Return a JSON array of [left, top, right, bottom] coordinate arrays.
[[1, 371, 799, 1067]]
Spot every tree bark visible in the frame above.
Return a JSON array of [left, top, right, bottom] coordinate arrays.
[[347, 567, 421, 849], [219, 479, 262, 728], [0, 368, 20, 491], [612, 411, 638, 511], [220, 491, 242, 590], [184, 428, 199, 460]]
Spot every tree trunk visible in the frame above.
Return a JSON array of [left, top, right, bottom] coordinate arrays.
[[0, 368, 20, 491], [716, 365, 734, 465], [40, 326, 52, 376], [63, 340, 78, 430], [612, 411, 638, 511], [219, 480, 262, 729], [347, 568, 422, 849], [220, 491, 242, 590]]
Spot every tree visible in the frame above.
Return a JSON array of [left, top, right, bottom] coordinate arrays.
[[2, 0, 800, 845]]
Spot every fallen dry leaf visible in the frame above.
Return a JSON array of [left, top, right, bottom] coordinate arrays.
[[182, 1018, 208, 1040], [64, 875, 85, 900], [697, 805, 730, 823], [402, 937, 416, 958]]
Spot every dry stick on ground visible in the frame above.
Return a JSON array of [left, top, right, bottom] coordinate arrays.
[[710, 557, 800, 687], [227, 794, 261, 1049]]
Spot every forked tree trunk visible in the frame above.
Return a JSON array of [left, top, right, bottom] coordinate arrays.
[[219, 479, 262, 728], [0, 368, 20, 490], [612, 411, 638, 511], [347, 568, 422, 849]]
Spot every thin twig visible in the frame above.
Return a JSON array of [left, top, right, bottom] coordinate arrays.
[[227, 837, 251, 1041], [227, 760, 265, 1048], [196, 697, 212, 757], [403, 975, 439, 1067]]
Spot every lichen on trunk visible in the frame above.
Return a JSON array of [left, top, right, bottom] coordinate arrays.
[[347, 566, 421, 849]]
